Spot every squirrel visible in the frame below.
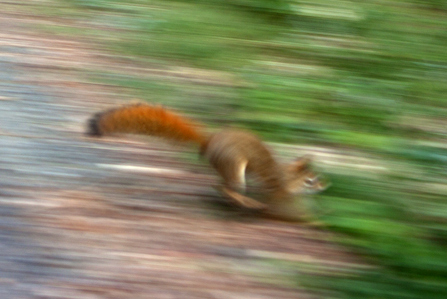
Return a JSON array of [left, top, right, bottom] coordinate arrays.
[[86, 103, 327, 221]]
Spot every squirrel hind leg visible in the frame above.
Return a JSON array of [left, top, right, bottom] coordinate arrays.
[[217, 160, 268, 209], [215, 185, 267, 210]]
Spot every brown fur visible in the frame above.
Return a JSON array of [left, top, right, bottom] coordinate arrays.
[[87, 103, 327, 219]]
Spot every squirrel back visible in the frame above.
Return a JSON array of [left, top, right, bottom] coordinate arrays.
[[87, 103, 207, 145]]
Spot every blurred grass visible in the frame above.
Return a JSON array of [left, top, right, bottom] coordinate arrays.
[[28, 0, 447, 298]]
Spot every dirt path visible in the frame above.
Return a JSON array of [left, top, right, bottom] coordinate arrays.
[[0, 6, 359, 299]]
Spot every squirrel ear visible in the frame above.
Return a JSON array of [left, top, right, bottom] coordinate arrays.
[[291, 155, 312, 172]]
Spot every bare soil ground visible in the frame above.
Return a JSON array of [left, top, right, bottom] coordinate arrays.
[[0, 5, 360, 298]]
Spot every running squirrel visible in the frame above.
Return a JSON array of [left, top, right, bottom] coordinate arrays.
[[86, 103, 327, 220]]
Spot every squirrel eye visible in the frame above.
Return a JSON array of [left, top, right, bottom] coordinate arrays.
[[305, 177, 315, 185]]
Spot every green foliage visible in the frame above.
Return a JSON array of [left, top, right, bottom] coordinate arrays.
[[171, 0, 293, 18], [314, 174, 447, 298], [115, 4, 275, 69], [48, 1, 447, 298], [65, 0, 132, 12], [309, 269, 446, 299]]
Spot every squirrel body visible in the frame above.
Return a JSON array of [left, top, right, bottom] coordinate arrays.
[[87, 103, 327, 219]]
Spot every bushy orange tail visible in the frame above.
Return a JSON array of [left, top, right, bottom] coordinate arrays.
[[86, 104, 207, 145]]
